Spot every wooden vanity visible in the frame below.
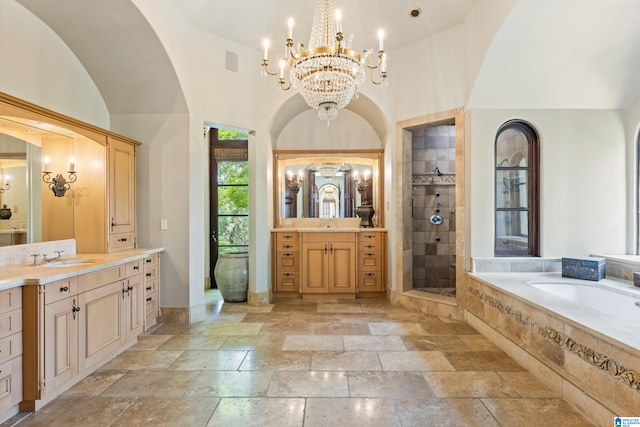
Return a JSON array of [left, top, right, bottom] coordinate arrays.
[[0, 249, 161, 417], [272, 229, 386, 298]]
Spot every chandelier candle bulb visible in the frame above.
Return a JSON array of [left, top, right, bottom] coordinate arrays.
[[336, 10, 342, 35], [43, 155, 50, 172], [378, 29, 384, 51], [263, 39, 269, 60], [288, 18, 294, 40], [69, 156, 75, 172]]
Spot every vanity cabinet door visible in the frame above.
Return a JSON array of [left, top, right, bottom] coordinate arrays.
[[327, 242, 356, 293], [124, 273, 144, 342], [44, 297, 78, 393], [77, 281, 125, 372], [108, 137, 136, 252], [301, 242, 329, 293]]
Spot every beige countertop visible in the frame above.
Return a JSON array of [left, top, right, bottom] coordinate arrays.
[[272, 228, 387, 232], [0, 247, 164, 290]]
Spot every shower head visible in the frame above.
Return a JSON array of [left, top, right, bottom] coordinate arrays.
[[434, 166, 443, 176]]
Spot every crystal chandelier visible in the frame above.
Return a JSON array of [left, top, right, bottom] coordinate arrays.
[[261, 0, 388, 124]]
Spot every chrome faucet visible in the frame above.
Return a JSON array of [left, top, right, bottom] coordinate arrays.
[[42, 250, 64, 263]]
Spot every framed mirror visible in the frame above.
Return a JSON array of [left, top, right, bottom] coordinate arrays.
[[273, 150, 384, 228]]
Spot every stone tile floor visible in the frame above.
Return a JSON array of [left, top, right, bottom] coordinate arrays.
[[5, 291, 593, 426]]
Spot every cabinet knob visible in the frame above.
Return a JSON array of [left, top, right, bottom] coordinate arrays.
[[146, 297, 152, 302], [133, 265, 139, 270], [118, 237, 128, 242], [283, 253, 293, 257], [283, 245, 293, 249], [365, 253, 375, 257], [146, 259, 152, 263], [60, 286, 69, 292], [146, 286, 152, 291], [146, 272, 152, 277]]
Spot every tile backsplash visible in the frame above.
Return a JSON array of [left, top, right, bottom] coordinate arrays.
[[0, 239, 76, 267]]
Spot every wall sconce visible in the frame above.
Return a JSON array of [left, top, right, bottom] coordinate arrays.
[[0, 176, 10, 194], [353, 170, 370, 194], [286, 171, 304, 193], [42, 156, 77, 197]]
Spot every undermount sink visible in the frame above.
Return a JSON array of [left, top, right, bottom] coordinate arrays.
[[41, 259, 95, 267]]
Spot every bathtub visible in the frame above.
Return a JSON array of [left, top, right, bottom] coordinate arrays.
[[529, 281, 640, 323]]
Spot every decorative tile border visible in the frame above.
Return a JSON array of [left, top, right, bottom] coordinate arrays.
[[468, 285, 640, 392], [412, 173, 455, 186]]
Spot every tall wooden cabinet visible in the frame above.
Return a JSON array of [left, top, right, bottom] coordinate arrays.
[[108, 137, 136, 252], [272, 230, 386, 297]]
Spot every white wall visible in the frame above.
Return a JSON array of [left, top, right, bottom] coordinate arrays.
[[277, 109, 381, 150], [0, 1, 108, 127], [469, 109, 626, 259]]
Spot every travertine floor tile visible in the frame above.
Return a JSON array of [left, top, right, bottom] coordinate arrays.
[[111, 397, 218, 426], [219, 335, 285, 351], [311, 351, 382, 371], [482, 398, 596, 426], [203, 322, 263, 336], [369, 322, 428, 336], [17, 396, 135, 427], [259, 322, 315, 335], [497, 371, 560, 398], [128, 334, 173, 350], [304, 398, 400, 427], [267, 371, 349, 397], [101, 370, 200, 397], [223, 304, 274, 313], [157, 334, 227, 351], [343, 335, 407, 351], [185, 370, 273, 397], [99, 350, 183, 371], [207, 398, 305, 427], [402, 335, 471, 351], [282, 335, 343, 351], [168, 350, 247, 370], [459, 335, 500, 351], [424, 371, 520, 398], [339, 313, 390, 323], [314, 322, 370, 335], [316, 304, 363, 313], [348, 371, 435, 398], [443, 350, 525, 371], [241, 312, 290, 323], [239, 350, 311, 371], [378, 351, 455, 371], [62, 371, 126, 396], [418, 318, 480, 335], [394, 398, 501, 427]]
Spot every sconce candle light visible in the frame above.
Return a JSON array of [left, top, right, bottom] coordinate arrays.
[[286, 171, 304, 192], [42, 155, 77, 197], [0, 176, 10, 194]]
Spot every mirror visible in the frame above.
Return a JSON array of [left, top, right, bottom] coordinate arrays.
[[274, 150, 384, 227], [0, 115, 79, 244]]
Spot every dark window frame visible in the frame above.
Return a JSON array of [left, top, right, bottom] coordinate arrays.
[[494, 120, 540, 257]]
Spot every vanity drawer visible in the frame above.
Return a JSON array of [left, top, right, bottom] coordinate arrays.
[[145, 291, 159, 314], [0, 288, 21, 314], [109, 232, 135, 251], [302, 232, 355, 243], [144, 278, 159, 294], [359, 241, 382, 251], [358, 232, 381, 242], [0, 310, 22, 340], [358, 251, 382, 271], [358, 271, 383, 292], [276, 232, 299, 242], [77, 265, 125, 293], [44, 277, 78, 305], [125, 260, 143, 277], [275, 251, 299, 271], [144, 266, 158, 282], [274, 272, 300, 292], [275, 241, 300, 252], [0, 355, 22, 413], [0, 333, 22, 365], [144, 253, 159, 268]]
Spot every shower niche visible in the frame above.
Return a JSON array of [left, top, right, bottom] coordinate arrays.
[[411, 124, 456, 296]]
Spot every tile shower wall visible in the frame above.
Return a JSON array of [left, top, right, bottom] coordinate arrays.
[[412, 125, 456, 289]]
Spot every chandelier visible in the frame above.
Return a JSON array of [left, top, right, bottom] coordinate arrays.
[[261, 0, 388, 124]]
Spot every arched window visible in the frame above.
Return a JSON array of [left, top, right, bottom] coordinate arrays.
[[495, 120, 539, 257]]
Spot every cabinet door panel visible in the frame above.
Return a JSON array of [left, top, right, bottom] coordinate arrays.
[[302, 243, 328, 293], [109, 137, 136, 240], [329, 242, 356, 293], [78, 282, 124, 371], [44, 298, 78, 392], [125, 274, 144, 342]]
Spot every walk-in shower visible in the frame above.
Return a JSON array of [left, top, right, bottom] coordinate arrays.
[[412, 124, 456, 296]]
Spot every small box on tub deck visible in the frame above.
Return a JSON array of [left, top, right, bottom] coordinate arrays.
[[633, 272, 640, 287], [561, 257, 605, 281]]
